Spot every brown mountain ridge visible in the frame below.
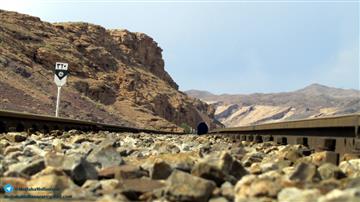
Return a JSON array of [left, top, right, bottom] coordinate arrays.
[[0, 10, 221, 131], [186, 84, 360, 127]]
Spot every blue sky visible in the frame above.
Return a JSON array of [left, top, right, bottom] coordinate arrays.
[[2, 0, 359, 94]]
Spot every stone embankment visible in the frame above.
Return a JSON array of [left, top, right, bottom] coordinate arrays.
[[1, 131, 360, 202]]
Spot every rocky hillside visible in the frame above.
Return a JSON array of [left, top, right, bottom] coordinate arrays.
[[186, 84, 360, 127], [0, 10, 220, 131]]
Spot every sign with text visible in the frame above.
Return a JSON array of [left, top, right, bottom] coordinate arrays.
[[54, 62, 68, 117], [54, 62, 68, 87]]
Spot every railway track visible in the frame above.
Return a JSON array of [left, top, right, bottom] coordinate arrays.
[[210, 113, 360, 163], [0, 109, 184, 134], [1, 109, 359, 163]]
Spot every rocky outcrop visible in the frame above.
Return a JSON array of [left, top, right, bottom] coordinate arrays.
[[109, 29, 178, 89], [0, 10, 220, 131]]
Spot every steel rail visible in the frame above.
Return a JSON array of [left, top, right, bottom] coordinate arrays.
[[210, 113, 360, 135], [0, 109, 184, 134], [1, 109, 360, 163], [209, 114, 360, 163]]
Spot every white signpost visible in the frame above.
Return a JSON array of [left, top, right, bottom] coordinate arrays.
[[54, 62, 69, 117]]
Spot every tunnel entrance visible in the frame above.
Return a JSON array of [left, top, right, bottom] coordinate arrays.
[[197, 122, 208, 135], [0, 121, 6, 133]]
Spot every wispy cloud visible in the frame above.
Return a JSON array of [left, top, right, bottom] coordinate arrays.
[[313, 44, 359, 90]]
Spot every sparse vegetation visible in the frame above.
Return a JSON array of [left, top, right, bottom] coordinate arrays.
[[180, 123, 192, 133], [95, 102, 102, 109]]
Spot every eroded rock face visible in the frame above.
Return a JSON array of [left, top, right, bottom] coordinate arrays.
[[0, 10, 221, 131], [109, 29, 178, 90]]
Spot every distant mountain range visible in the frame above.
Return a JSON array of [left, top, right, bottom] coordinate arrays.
[[185, 84, 360, 127]]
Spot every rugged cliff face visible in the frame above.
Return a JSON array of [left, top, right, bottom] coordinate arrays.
[[0, 10, 220, 131]]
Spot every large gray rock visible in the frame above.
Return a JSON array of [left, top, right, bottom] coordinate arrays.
[[27, 174, 77, 196], [4, 145, 22, 155], [63, 154, 98, 186], [87, 140, 124, 168], [52, 139, 71, 152], [318, 163, 346, 180], [235, 197, 275, 202], [234, 175, 281, 199], [153, 143, 181, 154], [5, 158, 45, 177], [99, 179, 120, 192], [23, 144, 46, 157], [96, 194, 130, 202], [98, 165, 147, 179], [150, 159, 173, 180], [0, 158, 4, 176], [82, 179, 101, 193], [311, 151, 339, 166], [119, 178, 165, 200], [289, 162, 321, 182], [339, 159, 360, 178], [68, 129, 83, 135], [199, 143, 212, 157], [241, 152, 265, 167], [71, 141, 95, 155], [0, 139, 10, 153], [62, 187, 95, 200], [277, 145, 303, 163], [248, 177, 281, 198], [164, 170, 216, 202], [318, 188, 360, 202], [209, 197, 229, 202], [249, 163, 262, 174], [317, 178, 342, 194], [192, 152, 248, 185], [278, 187, 321, 202], [45, 152, 98, 185], [45, 151, 66, 167], [6, 132, 27, 142], [114, 165, 148, 180], [220, 181, 234, 200], [70, 135, 91, 144], [346, 177, 360, 189]]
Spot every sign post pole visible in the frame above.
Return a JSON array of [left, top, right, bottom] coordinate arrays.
[[54, 62, 69, 118], [55, 86, 61, 117]]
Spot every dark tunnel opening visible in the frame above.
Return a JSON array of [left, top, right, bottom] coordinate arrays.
[[197, 122, 208, 135]]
